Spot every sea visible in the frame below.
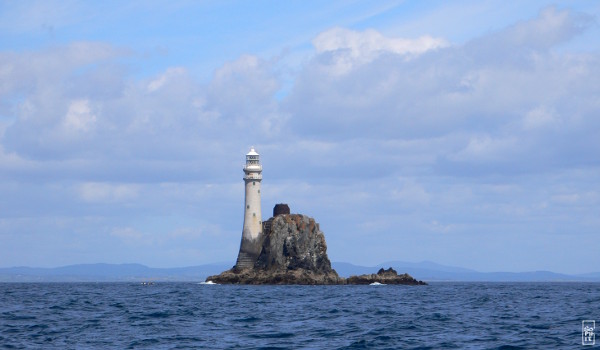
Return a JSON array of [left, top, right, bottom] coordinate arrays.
[[1, 282, 598, 349]]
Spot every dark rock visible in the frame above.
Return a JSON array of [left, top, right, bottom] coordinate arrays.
[[207, 214, 343, 285], [346, 267, 427, 285], [256, 215, 332, 273], [206, 267, 341, 285], [273, 203, 290, 217]]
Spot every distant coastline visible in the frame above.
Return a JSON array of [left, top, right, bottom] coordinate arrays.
[[1, 261, 598, 282]]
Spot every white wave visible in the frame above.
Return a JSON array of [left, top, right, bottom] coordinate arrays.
[[369, 282, 386, 286]]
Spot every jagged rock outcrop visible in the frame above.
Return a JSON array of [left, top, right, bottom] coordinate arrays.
[[256, 215, 333, 273], [346, 267, 426, 285], [207, 214, 343, 285]]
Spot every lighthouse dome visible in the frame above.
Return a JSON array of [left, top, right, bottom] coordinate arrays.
[[244, 146, 262, 172]]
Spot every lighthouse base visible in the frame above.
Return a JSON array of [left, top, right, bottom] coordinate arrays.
[[235, 251, 256, 270], [235, 234, 263, 270]]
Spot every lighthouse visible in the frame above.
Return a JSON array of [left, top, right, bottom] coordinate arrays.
[[235, 147, 263, 269]]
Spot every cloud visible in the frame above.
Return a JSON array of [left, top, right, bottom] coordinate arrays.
[[497, 6, 592, 50], [522, 105, 559, 130], [110, 226, 143, 240], [390, 178, 431, 206], [1, 47, 286, 184], [146, 67, 187, 92], [78, 182, 139, 203], [63, 99, 97, 133], [285, 7, 599, 177], [206, 54, 285, 136], [450, 135, 518, 162], [312, 27, 447, 74]]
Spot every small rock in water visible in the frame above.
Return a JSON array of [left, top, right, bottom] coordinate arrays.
[[346, 267, 426, 285]]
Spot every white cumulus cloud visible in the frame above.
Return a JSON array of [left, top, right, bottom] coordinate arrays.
[[312, 27, 447, 74], [63, 99, 97, 132]]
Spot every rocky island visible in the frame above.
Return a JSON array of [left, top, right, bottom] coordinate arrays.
[[206, 209, 425, 285], [346, 267, 425, 285], [208, 148, 425, 285]]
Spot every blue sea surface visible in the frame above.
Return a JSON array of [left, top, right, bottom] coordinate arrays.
[[1, 282, 598, 349]]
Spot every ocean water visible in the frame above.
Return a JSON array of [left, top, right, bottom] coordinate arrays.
[[1, 282, 598, 349]]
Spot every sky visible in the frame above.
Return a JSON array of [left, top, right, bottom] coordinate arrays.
[[0, 1, 599, 274]]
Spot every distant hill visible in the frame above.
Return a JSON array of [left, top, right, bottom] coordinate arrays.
[[332, 261, 600, 282], [1, 261, 598, 282], [0, 263, 231, 282]]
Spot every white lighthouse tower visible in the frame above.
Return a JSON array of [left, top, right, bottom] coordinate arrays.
[[235, 147, 263, 269]]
